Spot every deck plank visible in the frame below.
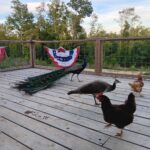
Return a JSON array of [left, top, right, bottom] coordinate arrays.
[[104, 137, 149, 150], [0, 86, 150, 134], [0, 99, 109, 145], [0, 68, 150, 150], [0, 131, 31, 150], [0, 117, 68, 150], [0, 106, 105, 150], [0, 92, 150, 148]]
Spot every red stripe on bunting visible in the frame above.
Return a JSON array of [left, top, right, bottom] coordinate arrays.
[[0, 47, 6, 64]]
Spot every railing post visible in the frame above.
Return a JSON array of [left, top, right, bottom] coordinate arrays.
[[29, 40, 35, 68], [95, 38, 103, 75]]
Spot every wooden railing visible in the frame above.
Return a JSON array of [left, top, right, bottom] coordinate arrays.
[[0, 37, 150, 76]]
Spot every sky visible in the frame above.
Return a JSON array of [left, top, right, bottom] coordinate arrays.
[[0, 0, 150, 33]]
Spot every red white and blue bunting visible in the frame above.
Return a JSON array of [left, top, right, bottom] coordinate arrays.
[[45, 47, 80, 68], [0, 47, 6, 64]]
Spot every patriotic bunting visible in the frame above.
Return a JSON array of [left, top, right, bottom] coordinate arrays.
[[45, 47, 80, 68], [0, 47, 6, 64]]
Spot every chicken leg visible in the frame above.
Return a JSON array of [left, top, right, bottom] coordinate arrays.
[[105, 123, 112, 128], [116, 129, 123, 136], [93, 94, 100, 105]]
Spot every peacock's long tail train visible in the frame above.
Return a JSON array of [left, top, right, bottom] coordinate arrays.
[[14, 68, 69, 95], [14, 57, 87, 95]]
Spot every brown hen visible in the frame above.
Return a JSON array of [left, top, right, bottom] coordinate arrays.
[[129, 73, 144, 95]]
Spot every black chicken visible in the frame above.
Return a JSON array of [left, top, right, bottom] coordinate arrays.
[[67, 79, 120, 105], [96, 93, 136, 136], [70, 57, 87, 81], [14, 58, 87, 95]]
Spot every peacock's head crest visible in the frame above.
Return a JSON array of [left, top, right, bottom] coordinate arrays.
[[114, 79, 121, 84]]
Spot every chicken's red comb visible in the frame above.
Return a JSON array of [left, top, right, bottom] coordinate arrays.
[[96, 92, 103, 99]]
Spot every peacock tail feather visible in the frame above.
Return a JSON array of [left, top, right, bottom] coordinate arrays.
[[14, 68, 69, 95]]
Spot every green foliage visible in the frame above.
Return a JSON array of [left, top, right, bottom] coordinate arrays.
[[35, 59, 53, 67], [103, 40, 150, 73], [67, 0, 93, 17], [0, 57, 29, 69], [47, 0, 71, 40], [6, 0, 35, 40], [117, 7, 140, 36], [67, 0, 93, 39], [0, 24, 7, 39]]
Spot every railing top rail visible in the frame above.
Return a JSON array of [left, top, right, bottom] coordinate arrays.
[[32, 37, 150, 43], [32, 39, 95, 43], [99, 37, 150, 41], [0, 40, 31, 43], [0, 37, 150, 44]]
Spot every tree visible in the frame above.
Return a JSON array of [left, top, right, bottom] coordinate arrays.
[[0, 24, 7, 39], [67, 0, 93, 39], [47, 0, 71, 40], [35, 2, 51, 40], [116, 8, 140, 36], [6, 0, 35, 40], [67, 0, 93, 18], [122, 20, 130, 37], [88, 13, 105, 37], [131, 26, 150, 37]]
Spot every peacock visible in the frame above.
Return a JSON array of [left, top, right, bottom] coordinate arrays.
[[67, 79, 120, 105], [14, 58, 87, 95], [70, 57, 87, 81]]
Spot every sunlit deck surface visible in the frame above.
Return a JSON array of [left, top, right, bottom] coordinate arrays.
[[0, 68, 150, 150]]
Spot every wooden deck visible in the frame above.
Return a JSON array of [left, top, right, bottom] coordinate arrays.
[[0, 68, 150, 150]]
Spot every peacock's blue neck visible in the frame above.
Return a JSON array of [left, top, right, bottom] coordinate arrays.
[[82, 59, 87, 68], [108, 82, 116, 91]]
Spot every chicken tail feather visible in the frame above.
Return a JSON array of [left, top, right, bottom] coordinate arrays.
[[128, 83, 133, 87], [67, 90, 78, 95]]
